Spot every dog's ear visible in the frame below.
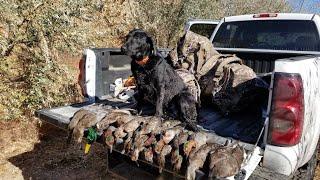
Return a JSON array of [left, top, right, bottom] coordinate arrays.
[[147, 34, 157, 56]]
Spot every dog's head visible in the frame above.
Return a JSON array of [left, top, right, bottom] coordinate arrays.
[[121, 29, 157, 61]]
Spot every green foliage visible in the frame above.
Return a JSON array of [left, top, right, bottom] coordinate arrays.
[[0, 0, 291, 121], [0, 0, 85, 120]]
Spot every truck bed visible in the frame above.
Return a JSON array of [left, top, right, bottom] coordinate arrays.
[[35, 48, 270, 179], [36, 97, 265, 147]]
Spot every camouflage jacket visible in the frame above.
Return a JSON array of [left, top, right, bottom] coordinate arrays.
[[169, 31, 261, 114]]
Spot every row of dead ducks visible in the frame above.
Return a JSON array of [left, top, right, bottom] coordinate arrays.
[[68, 105, 245, 180]]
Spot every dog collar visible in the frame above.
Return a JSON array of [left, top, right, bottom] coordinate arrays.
[[135, 56, 150, 66]]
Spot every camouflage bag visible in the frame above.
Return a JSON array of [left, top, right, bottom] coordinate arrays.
[[198, 57, 262, 114], [175, 68, 200, 103], [168, 31, 220, 78], [168, 31, 266, 114]]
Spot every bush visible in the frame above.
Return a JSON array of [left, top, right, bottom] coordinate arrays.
[[0, 0, 291, 121], [122, 0, 291, 47]]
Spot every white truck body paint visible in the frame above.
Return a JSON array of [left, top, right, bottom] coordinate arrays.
[[209, 13, 320, 176], [184, 19, 219, 32], [84, 49, 96, 101], [263, 144, 299, 175], [313, 14, 320, 35], [224, 13, 314, 22], [213, 48, 320, 55], [263, 56, 320, 175]]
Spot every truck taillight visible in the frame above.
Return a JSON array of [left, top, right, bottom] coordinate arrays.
[[268, 73, 304, 146], [78, 58, 87, 97], [253, 13, 278, 18]]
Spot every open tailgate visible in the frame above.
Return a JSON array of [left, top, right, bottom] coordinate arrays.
[[35, 102, 90, 130], [35, 100, 134, 130]]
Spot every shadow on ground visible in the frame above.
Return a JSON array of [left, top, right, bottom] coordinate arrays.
[[8, 122, 111, 180]]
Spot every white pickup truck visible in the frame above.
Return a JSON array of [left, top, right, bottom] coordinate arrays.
[[36, 13, 320, 179]]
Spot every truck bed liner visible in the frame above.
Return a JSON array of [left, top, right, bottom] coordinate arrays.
[[36, 99, 264, 148]]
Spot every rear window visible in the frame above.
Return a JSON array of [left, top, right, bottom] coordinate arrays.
[[213, 20, 320, 51], [189, 23, 217, 38]]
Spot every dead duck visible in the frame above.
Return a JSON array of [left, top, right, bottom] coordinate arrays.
[[113, 114, 144, 145], [158, 144, 172, 173], [96, 109, 132, 131], [183, 139, 196, 158], [173, 155, 183, 172], [144, 147, 154, 163], [68, 109, 89, 130], [188, 132, 208, 159], [160, 120, 181, 131], [69, 106, 111, 144], [162, 126, 184, 144], [121, 116, 148, 154], [68, 105, 110, 130], [171, 130, 190, 171], [144, 134, 156, 147], [70, 112, 97, 144], [123, 116, 148, 133], [172, 130, 189, 155], [155, 139, 166, 154], [138, 116, 162, 135], [114, 126, 127, 144], [104, 126, 116, 152], [131, 134, 149, 161], [209, 144, 245, 179], [186, 143, 221, 180], [183, 132, 207, 158]]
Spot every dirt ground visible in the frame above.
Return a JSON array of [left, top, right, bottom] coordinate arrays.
[[0, 54, 115, 180], [0, 120, 114, 180]]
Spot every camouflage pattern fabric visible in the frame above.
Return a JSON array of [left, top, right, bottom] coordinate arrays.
[[169, 31, 263, 114], [175, 69, 200, 103], [169, 31, 220, 78]]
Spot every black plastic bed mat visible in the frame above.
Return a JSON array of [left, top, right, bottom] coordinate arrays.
[[198, 106, 265, 144]]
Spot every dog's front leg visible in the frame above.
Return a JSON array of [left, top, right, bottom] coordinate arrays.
[[133, 91, 144, 114], [155, 84, 165, 118]]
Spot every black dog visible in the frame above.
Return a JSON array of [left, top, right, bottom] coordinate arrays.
[[121, 29, 199, 131]]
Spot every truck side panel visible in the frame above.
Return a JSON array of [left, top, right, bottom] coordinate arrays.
[[263, 56, 320, 175]]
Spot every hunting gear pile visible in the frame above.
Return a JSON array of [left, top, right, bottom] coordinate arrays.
[[168, 31, 268, 115]]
